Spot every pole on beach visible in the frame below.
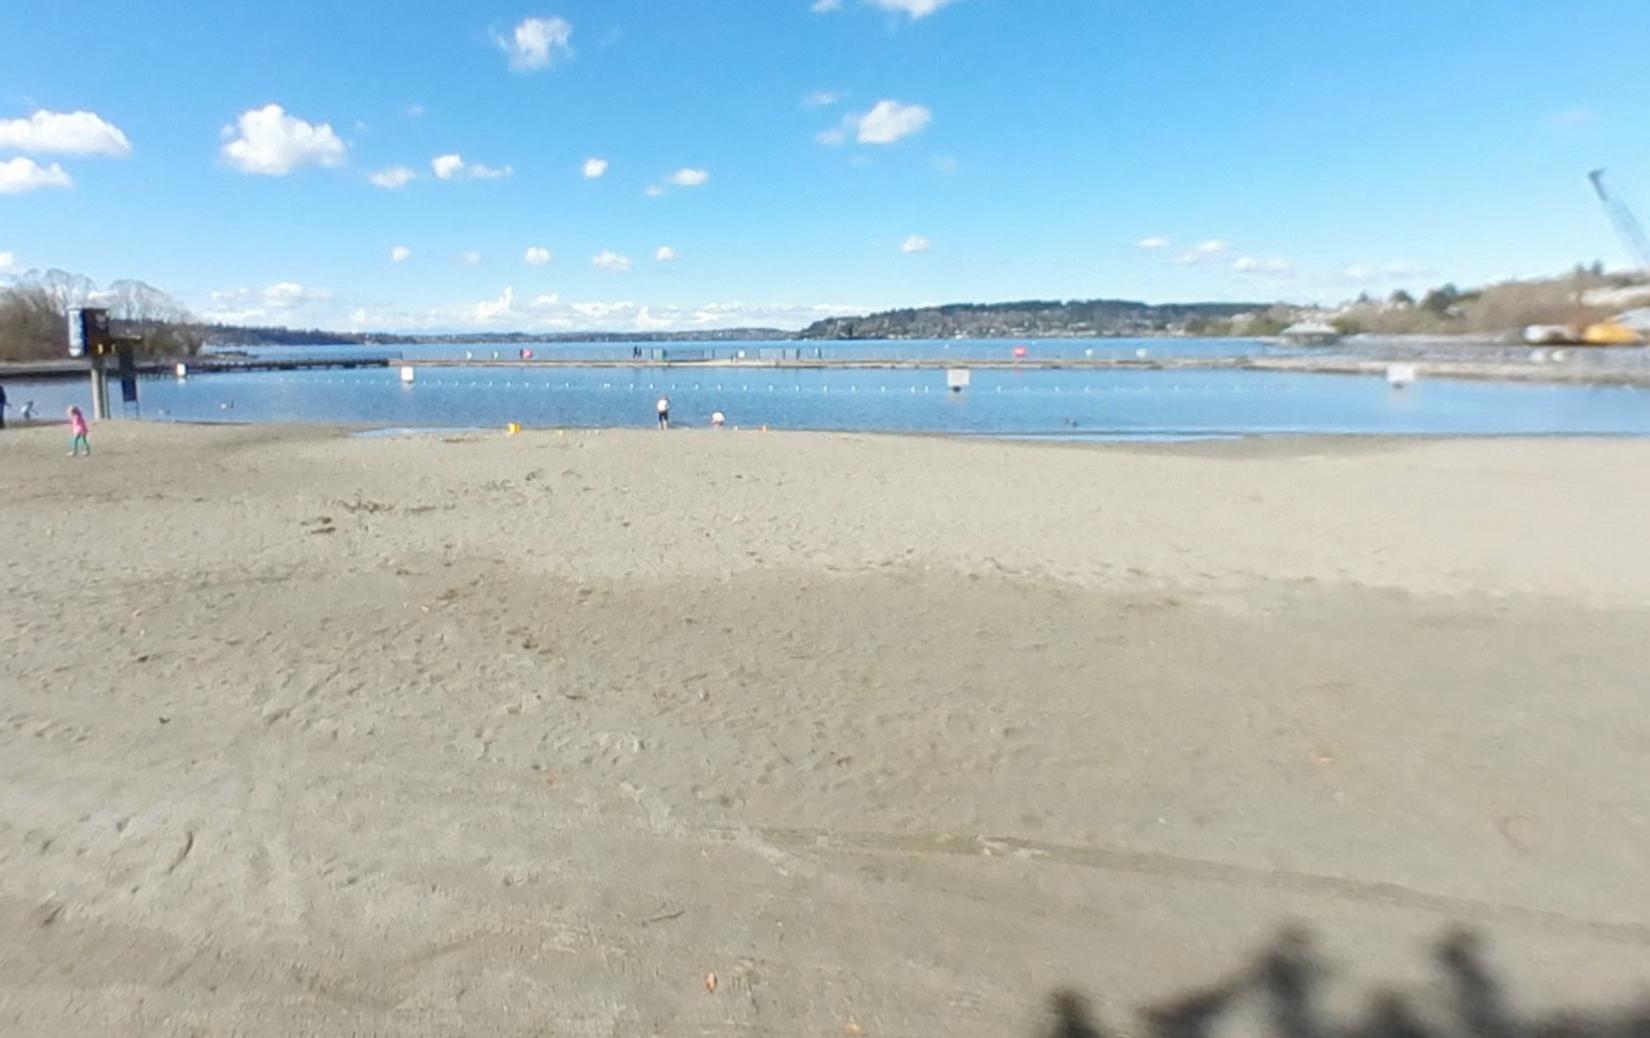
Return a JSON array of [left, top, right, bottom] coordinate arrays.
[[90, 353, 111, 421]]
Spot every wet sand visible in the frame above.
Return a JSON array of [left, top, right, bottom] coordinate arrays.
[[2, 423, 1649, 1036]]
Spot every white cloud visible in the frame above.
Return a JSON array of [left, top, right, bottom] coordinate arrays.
[[0, 109, 131, 157], [198, 306, 268, 324], [369, 165, 416, 189], [1338, 261, 1430, 284], [432, 153, 464, 180], [262, 281, 332, 306], [854, 100, 931, 144], [220, 104, 346, 176], [516, 298, 862, 333], [1175, 239, 1230, 265], [263, 282, 304, 305], [524, 246, 553, 266], [390, 244, 412, 263], [655, 245, 679, 262], [667, 167, 710, 187], [1137, 236, 1171, 250], [582, 156, 608, 179], [592, 250, 632, 272], [459, 251, 482, 266], [866, 0, 956, 16], [643, 184, 666, 197], [815, 127, 848, 147], [320, 294, 867, 335], [496, 16, 573, 72], [0, 251, 18, 273], [472, 286, 516, 322], [901, 234, 932, 254], [0, 157, 73, 194], [811, 0, 843, 11], [1232, 256, 1294, 277], [404, 103, 425, 119], [432, 153, 512, 181], [802, 90, 842, 108]]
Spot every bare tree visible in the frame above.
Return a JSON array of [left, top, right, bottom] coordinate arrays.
[[102, 278, 204, 355], [0, 270, 203, 359], [0, 283, 69, 360]]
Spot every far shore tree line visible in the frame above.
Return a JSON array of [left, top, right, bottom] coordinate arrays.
[[4, 263, 1647, 362]]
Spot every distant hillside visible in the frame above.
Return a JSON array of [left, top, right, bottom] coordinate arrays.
[[797, 299, 1266, 340]]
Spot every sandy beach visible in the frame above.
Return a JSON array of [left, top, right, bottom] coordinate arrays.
[[3, 423, 1649, 1036]]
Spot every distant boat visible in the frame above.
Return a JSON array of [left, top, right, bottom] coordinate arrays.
[[1522, 324, 1574, 346], [1280, 320, 1341, 347]]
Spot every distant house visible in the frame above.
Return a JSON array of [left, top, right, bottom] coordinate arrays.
[[1280, 320, 1341, 346]]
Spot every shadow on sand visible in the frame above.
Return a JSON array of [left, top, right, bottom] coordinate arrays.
[[1045, 929, 1650, 1038]]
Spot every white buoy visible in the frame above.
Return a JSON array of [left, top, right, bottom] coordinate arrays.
[[400, 366, 416, 384], [175, 363, 188, 379], [1136, 348, 1149, 359], [1386, 363, 1417, 388], [1529, 349, 1549, 364]]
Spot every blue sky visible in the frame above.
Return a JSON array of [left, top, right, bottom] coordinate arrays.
[[4, 0, 1650, 332]]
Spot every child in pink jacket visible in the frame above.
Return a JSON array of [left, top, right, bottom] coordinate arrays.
[[68, 406, 91, 457]]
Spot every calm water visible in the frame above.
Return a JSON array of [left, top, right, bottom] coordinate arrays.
[[13, 357, 1650, 440]]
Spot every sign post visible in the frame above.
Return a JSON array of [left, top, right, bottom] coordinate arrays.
[[70, 308, 114, 420]]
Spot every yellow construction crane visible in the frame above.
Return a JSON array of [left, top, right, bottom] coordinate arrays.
[[1580, 169, 1646, 344]]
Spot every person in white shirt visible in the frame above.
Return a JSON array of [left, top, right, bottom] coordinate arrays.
[[656, 395, 670, 430], [710, 411, 726, 429]]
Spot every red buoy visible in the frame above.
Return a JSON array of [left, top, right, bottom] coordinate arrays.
[[1012, 345, 1028, 359]]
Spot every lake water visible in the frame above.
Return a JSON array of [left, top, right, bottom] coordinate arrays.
[[10, 338, 1650, 439]]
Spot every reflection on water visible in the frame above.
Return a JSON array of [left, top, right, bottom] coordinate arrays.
[[15, 361, 1650, 439]]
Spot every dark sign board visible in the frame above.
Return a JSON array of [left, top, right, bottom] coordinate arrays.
[[70, 308, 112, 357], [117, 343, 138, 404]]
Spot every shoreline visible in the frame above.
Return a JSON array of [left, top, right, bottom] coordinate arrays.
[[10, 351, 1650, 390]]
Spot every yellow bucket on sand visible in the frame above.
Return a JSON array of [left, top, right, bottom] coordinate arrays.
[[506, 422, 522, 435]]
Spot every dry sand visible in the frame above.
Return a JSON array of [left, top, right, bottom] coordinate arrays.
[[2, 423, 1649, 1036]]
